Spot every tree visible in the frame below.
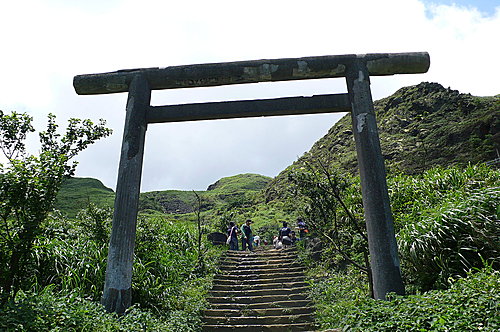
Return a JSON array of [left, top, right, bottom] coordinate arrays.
[[0, 111, 112, 301], [288, 158, 374, 297]]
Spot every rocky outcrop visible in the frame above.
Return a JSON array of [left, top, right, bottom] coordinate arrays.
[[264, 82, 499, 201]]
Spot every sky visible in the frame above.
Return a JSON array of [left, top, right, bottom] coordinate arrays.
[[0, 0, 499, 192]]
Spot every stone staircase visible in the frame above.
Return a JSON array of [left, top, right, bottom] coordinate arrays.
[[202, 246, 316, 331]]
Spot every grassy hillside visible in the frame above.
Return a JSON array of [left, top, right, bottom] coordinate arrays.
[[56, 82, 498, 218], [264, 82, 499, 201], [55, 177, 115, 217], [206, 173, 271, 192], [57, 173, 272, 217], [139, 173, 272, 214]]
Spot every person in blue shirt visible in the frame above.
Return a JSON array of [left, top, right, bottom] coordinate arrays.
[[297, 217, 308, 239]]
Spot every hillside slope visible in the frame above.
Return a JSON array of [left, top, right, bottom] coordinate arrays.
[[57, 83, 498, 213], [139, 173, 272, 214], [56, 173, 272, 216], [265, 82, 499, 200], [55, 177, 115, 217]]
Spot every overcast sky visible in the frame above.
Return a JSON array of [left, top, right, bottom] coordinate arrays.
[[0, 0, 498, 192]]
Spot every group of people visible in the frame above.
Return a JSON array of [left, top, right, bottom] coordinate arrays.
[[227, 217, 308, 251], [273, 218, 308, 249], [227, 219, 258, 251]]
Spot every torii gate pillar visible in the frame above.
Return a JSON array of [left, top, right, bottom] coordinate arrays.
[[346, 60, 404, 298], [101, 75, 150, 313]]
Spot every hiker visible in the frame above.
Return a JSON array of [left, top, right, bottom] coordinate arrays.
[[296, 217, 308, 239], [273, 236, 283, 249], [279, 221, 292, 247], [253, 235, 261, 247], [227, 221, 239, 251], [290, 231, 298, 245], [241, 219, 253, 251]]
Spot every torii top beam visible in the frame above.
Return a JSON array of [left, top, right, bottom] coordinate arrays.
[[73, 52, 430, 95]]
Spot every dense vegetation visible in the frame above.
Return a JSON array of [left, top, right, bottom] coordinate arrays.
[[5, 165, 498, 331], [0, 207, 224, 331], [1, 82, 499, 331], [0, 111, 111, 304], [301, 164, 499, 331]]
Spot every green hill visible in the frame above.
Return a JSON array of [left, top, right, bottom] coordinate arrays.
[[55, 177, 115, 217], [56, 82, 498, 215], [139, 173, 272, 214], [264, 82, 499, 201], [56, 173, 272, 217]]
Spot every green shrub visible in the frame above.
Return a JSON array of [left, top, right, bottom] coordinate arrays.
[[308, 265, 370, 329], [10, 209, 224, 331], [391, 165, 499, 290], [0, 287, 171, 331], [314, 267, 499, 331], [30, 207, 110, 300]]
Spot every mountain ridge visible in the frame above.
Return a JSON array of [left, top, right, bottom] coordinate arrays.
[[55, 173, 272, 217], [56, 82, 499, 214], [264, 82, 499, 201]]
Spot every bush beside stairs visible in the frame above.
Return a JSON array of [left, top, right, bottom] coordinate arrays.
[[202, 246, 316, 331]]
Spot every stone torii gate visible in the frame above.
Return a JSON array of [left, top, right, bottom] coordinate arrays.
[[74, 51, 430, 314]]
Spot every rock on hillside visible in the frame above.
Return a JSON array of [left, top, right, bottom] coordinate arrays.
[[265, 82, 499, 201]]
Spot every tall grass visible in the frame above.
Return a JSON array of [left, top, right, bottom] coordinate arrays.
[[313, 266, 499, 331], [309, 164, 499, 330], [390, 164, 499, 290], [3, 204, 226, 331]]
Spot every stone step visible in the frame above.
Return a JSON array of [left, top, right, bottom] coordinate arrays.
[[227, 245, 295, 252], [215, 271, 306, 282], [204, 247, 314, 332], [225, 249, 297, 258], [207, 293, 308, 304], [220, 263, 301, 270], [208, 300, 312, 310], [220, 261, 301, 270], [219, 265, 302, 272], [204, 306, 315, 317], [210, 286, 309, 298], [212, 281, 309, 291], [201, 322, 315, 331], [218, 266, 304, 279], [203, 313, 314, 325], [213, 275, 306, 285], [223, 253, 299, 260], [222, 257, 300, 264], [223, 253, 297, 259], [220, 257, 298, 266], [219, 265, 303, 271]]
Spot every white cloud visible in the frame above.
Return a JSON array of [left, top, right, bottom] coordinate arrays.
[[0, 0, 498, 191]]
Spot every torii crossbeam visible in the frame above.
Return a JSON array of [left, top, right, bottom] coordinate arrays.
[[74, 52, 430, 314]]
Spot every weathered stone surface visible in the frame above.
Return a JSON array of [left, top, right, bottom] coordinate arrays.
[[74, 52, 430, 95], [101, 74, 150, 314]]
